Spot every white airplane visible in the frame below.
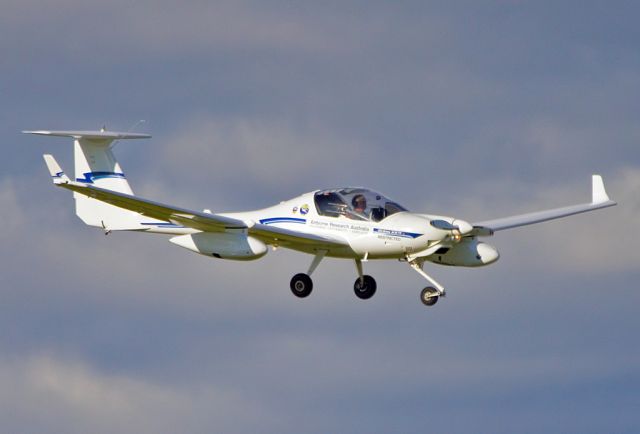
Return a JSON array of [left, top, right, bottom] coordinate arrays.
[[27, 129, 617, 307]]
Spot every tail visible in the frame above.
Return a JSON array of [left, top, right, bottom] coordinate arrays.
[[25, 129, 151, 230]]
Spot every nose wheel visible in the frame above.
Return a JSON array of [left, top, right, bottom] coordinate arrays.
[[290, 273, 313, 298], [420, 286, 439, 306], [354, 275, 377, 300]]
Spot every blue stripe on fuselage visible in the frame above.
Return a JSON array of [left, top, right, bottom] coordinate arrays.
[[259, 217, 307, 225]]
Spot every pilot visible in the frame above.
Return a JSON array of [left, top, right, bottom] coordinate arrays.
[[352, 194, 367, 215]]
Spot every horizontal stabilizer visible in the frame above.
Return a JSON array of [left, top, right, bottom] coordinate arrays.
[[23, 130, 151, 140], [43, 154, 69, 184]]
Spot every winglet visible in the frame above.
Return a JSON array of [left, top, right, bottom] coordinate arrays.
[[592, 174, 611, 204], [43, 154, 69, 184]]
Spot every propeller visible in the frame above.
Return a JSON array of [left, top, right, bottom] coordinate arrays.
[[430, 219, 474, 241]]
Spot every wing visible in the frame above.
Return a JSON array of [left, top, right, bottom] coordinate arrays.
[[65, 182, 348, 246], [44, 154, 349, 248], [59, 181, 247, 231], [44, 154, 246, 231], [472, 175, 616, 234], [250, 223, 348, 248]]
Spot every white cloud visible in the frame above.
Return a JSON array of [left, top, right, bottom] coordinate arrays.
[[0, 354, 273, 434], [522, 166, 640, 272], [141, 115, 364, 207]]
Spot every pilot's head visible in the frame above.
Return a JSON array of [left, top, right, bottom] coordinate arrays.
[[352, 194, 366, 212]]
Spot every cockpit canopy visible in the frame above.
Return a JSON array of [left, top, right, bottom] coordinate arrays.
[[314, 188, 408, 222]]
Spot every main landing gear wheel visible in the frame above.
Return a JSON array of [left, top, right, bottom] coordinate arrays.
[[420, 286, 439, 306], [354, 275, 377, 300], [290, 273, 313, 298]]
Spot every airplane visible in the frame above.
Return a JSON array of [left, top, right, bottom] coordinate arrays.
[[26, 129, 617, 307]]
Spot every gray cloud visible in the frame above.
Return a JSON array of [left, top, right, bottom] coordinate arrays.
[[2, 1, 639, 433], [426, 166, 640, 273], [0, 179, 26, 239]]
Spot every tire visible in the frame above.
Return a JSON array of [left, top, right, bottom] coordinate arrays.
[[290, 273, 313, 298], [354, 275, 377, 300], [420, 286, 439, 306]]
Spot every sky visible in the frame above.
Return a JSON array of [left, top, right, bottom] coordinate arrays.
[[1, 1, 639, 433]]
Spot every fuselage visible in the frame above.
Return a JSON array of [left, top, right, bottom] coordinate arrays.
[[149, 188, 499, 267], [222, 190, 459, 260]]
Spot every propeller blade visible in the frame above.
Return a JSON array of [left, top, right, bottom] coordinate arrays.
[[452, 219, 473, 235], [430, 219, 458, 231]]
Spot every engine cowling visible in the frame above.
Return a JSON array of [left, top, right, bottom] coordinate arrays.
[[169, 232, 268, 261], [428, 238, 499, 267]]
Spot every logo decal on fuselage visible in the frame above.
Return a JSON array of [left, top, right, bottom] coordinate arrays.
[[373, 228, 422, 239]]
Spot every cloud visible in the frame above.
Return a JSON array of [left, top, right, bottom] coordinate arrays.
[[0, 165, 404, 319], [0, 0, 371, 67], [0, 179, 26, 240], [2, 162, 638, 434], [139, 115, 365, 209], [519, 166, 640, 272], [431, 166, 640, 274], [2, 323, 638, 434], [3, 3, 640, 433], [0, 354, 274, 434]]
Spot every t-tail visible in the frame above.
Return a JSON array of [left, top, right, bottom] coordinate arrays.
[[25, 129, 151, 231]]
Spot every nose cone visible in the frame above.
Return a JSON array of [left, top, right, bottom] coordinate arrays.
[[477, 242, 500, 265], [453, 219, 474, 235]]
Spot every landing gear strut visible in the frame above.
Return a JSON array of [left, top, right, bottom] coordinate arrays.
[[353, 259, 376, 300], [409, 260, 445, 307], [289, 253, 380, 300], [289, 250, 326, 298]]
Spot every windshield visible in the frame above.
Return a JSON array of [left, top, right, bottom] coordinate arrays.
[[314, 188, 408, 222]]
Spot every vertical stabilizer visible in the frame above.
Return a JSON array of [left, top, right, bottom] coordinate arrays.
[[73, 137, 142, 229]]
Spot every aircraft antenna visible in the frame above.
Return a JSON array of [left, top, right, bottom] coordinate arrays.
[[112, 120, 146, 148]]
